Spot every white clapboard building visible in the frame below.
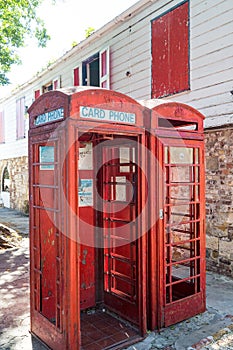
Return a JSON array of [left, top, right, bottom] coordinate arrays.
[[0, 0, 233, 275]]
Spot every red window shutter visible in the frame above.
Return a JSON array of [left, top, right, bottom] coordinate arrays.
[[100, 47, 110, 89], [16, 97, 25, 139], [101, 81, 107, 88], [152, 16, 169, 98], [53, 77, 60, 90], [35, 90, 40, 99], [0, 111, 5, 143], [53, 80, 58, 90], [74, 67, 80, 86], [152, 1, 189, 98], [101, 50, 107, 77]]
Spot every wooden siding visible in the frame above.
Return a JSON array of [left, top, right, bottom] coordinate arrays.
[[0, 111, 4, 143]]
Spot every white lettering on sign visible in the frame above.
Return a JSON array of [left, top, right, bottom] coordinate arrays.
[[80, 106, 136, 124], [34, 108, 64, 126]]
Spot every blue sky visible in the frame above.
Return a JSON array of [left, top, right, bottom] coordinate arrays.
[[0, 0, 138, 98]]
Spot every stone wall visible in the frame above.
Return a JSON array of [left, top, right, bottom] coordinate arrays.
[[0, 127, 233, 277], [0, 156, 29, 214], [205, 126, 233, 277]]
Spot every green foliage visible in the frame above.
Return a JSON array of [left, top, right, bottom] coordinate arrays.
[[71, 41, 78, 47], [85, 27, 95, 38], [0, 0, 51, 86]]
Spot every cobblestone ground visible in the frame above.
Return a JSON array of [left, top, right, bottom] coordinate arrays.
[[0, 207, 233, 350], [124, 314, 233, 350]]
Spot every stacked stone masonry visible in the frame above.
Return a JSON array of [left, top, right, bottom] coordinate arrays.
[[0, 127, 233, 278], [205, 127, 233, 278], [0, 156, 29, 214]]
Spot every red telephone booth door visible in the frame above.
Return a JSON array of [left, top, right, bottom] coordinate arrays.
[[158, 138, 206, 327], [78, 133, 147, 345], [29, 138, 68, 350], [100, 139, 140, 324]]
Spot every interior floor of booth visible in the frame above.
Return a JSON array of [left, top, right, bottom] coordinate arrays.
[[81, 307, 141, 350]]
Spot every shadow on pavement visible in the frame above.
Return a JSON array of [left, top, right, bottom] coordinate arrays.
[[0, 240, 47, 350]]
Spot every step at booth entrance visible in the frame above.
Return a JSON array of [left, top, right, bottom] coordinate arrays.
[[28, 87, 147, 350], [143, 100, 206, 330]]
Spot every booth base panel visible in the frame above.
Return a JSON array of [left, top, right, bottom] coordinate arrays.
[[81, 308, 142, 350]]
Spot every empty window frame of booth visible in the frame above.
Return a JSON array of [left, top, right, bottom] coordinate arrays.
[[151, 1, 189, 98], [0, 111, 5, 143], [102, 144, 137, 302], [32, 142, 63, 329], [164, 145, 201, 304], [16, 97, 26, 139], [103, 147, 136, 203]]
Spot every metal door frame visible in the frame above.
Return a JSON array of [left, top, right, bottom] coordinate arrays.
[[157, 136, 206, 327], [29, 130, 70, 350], [73, 124, 148, 339], [100, 137, 140, 325]]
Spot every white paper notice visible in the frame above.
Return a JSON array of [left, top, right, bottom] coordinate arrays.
[[79, 143, 93, 170], [78, 179, 93, 207]]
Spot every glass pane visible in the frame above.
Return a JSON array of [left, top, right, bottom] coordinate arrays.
[[168, 185, 192, 203], [169, 166, 194, 183], [119, 147, 135, 172], [169, 147, 193, 164]]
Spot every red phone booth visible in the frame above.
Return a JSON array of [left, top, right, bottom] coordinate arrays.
[[28, 87, 148, 350], [143, 100, 206, 330]]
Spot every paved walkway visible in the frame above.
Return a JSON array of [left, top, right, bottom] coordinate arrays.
[[0, 207, 233, 350]]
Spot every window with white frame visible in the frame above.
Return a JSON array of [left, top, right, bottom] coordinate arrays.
[[42, 81, 53, 93], [100, 47, 110, 89], [35, 77, 60, 99], [73, 47, 110, 88]]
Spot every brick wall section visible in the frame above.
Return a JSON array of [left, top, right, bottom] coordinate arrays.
[[205, 126, 233, 277], [0, 157, 29, 214]]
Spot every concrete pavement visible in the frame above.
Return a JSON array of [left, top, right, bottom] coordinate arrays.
[[0, 207, 233, 350]]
